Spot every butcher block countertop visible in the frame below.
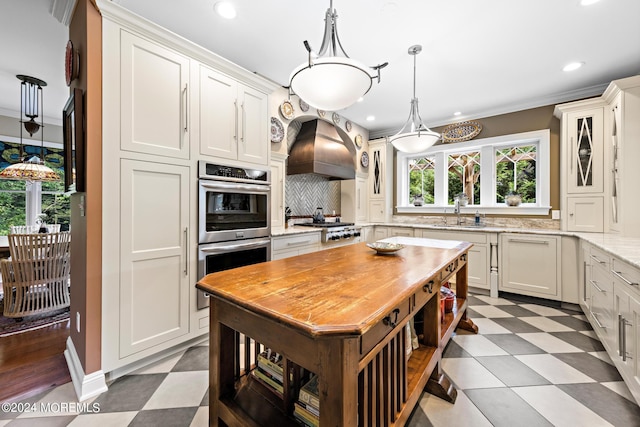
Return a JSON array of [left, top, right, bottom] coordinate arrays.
[[197, 240, 472, 338]]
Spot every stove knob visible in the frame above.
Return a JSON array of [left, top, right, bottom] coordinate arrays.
[[344, 233, 351, 238], [331, 235, 339, 240], [355, 231, 361, 237]]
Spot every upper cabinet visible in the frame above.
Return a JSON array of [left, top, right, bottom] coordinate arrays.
[[120, 31, 190, 159], [367, 138, 392, 223], [603, 76, 640, 237], [555, 100, 605, 232], [199, 65, 269, 165]]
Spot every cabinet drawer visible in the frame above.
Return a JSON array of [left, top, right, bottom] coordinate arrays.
[[420, 230, 487, 244], [272, 233, 320, 251], [589, 246, 611, 271], [361, 298, 412, 355], [590, 263, 613, 334], [611, 258, 640, 292]]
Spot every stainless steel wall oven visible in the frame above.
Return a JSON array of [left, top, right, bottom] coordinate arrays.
[[197, 161, 271, 309]]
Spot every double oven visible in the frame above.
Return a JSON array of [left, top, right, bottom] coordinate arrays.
[[197, 161, 271, 309]]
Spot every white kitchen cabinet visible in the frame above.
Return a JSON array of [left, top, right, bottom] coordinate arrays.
[[367, 138, 392, 223], [270, 154, 287, 230], [199, 65, 269, 165], [603, 76, 640, 237], [372, 226, 389, 241], [566, 196, 603, 232], [120, 30, 190, 159], [499, 233, 561, 300], [271, 232, 320, 260], [388, 227, 415, 238], [339, 174, 368, 224], [555, 101, 605, 232], [417, 229, 493, 291], [119, 160, 190, 357]]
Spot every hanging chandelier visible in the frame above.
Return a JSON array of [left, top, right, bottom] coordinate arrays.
[[0, 75, 60, 182], [288, 0, 387, 112], [389, 45, 440, 153]]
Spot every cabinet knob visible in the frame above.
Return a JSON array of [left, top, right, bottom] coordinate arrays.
[[382, 308, 400, 328], [423, 280, 434, 293]]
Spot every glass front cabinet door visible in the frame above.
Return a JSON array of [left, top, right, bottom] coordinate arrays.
[[567, 108, 604, 194]]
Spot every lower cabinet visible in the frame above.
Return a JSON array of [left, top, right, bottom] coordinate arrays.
[[271, 232, 320, 260], [119, 160, 191, 357], [583, 241, 640, 405], [499, 234, 561, 300], [417, 229, 493, 291]]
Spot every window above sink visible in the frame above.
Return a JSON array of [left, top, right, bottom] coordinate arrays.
[[396, 129, 551, 216]]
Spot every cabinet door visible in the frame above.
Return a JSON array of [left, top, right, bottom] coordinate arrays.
[[237, 85, 269, 165], [120, 160, 190, 357], [388, 227, 414, 237], [370, 145, 385, 199], [468, 246, 489, 290], [373, 227, 388, 241], [567, 109, 603, 194], [356, 176, 368, 222], [369, 200, 385, 222], [199, 66, 238, 160], [567, 197, 603, 232], [121, 31, 190, 159], [590, 264, 614, 350], [609, 98, 621, 231], [500, 234, 561, 300], [270, 158, 285, 229]]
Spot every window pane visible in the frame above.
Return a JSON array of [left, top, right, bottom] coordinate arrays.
[[41, 193, 71, 231], [447, 152, 480, 205], [0, 189, 26, 235], [408, 157, 435, 205], [496, 145, 537, 203]]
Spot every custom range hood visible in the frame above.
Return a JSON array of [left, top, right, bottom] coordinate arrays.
[[287, 120, 355, 180]]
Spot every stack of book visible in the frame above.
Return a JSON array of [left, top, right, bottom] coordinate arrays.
[[294, 375, 319, 427], [251, 349, 286, 396]]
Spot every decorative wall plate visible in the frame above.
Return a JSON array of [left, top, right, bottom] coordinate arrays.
[[270, 117, 284, 143], [299, 98, 309, 112], [360, 151, 369, 167], [442, 120, 482, 143], [317, 109, 326, 118], [354, 134, 363, 149], [332, 112, 341, 125], [280, 100, 295, 120], [345, 120, 352, 132], [65, 40, 79, 87]]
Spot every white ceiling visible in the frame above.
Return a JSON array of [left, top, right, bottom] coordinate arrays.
[[1, 0, 639, 138]]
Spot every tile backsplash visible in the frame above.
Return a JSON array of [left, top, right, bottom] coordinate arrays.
[[285, 174, 341, 217]]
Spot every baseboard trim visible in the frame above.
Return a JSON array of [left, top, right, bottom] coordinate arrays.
[[64, 337, 108, 402]]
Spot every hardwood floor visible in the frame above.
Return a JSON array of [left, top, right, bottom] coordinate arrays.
[[0, 319, 71, 402]]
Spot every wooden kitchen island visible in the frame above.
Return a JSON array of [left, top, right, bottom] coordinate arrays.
[[197, 238, 477, 426]]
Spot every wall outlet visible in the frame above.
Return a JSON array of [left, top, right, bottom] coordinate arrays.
[[76, 312, 81, 333], [552, 210, 560, 220]]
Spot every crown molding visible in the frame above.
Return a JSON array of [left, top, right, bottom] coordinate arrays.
[[50, 0, 77, 26]]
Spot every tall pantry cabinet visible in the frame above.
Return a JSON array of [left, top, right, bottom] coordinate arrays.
[[602, 76, 640, 237], [554, 100, 605, 232], [100, 2, 275, 373]]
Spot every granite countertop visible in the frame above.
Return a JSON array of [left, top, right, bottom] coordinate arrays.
[[271, 225, 322, 237]]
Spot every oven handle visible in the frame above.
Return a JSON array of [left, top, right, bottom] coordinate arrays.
[[199, 238, 271, 254], [199, 179, 270, 193]]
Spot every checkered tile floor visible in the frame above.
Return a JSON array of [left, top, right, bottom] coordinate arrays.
[[1, 294, 639, 426]]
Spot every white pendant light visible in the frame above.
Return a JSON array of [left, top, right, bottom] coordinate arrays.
[[289, 0, 387, 111], [389, 45, 440, 154]]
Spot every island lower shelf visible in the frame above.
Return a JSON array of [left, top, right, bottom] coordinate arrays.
[[199, 240, 477, 426]]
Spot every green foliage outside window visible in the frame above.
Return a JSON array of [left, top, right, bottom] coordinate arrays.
[[0, 140, 70, 234], [495, 145, 537, 203]]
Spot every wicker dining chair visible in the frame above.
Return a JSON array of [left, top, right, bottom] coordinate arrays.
[[0, 232, 71, 318]]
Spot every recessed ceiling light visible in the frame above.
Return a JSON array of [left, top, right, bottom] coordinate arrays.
[[453, 111, 462, 116], [214, 2, 237, 19], [580, 0, 600, 6], [366, 115, 375, 121], [357, 97, 364, 103], [563, 61, 584, 72]]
